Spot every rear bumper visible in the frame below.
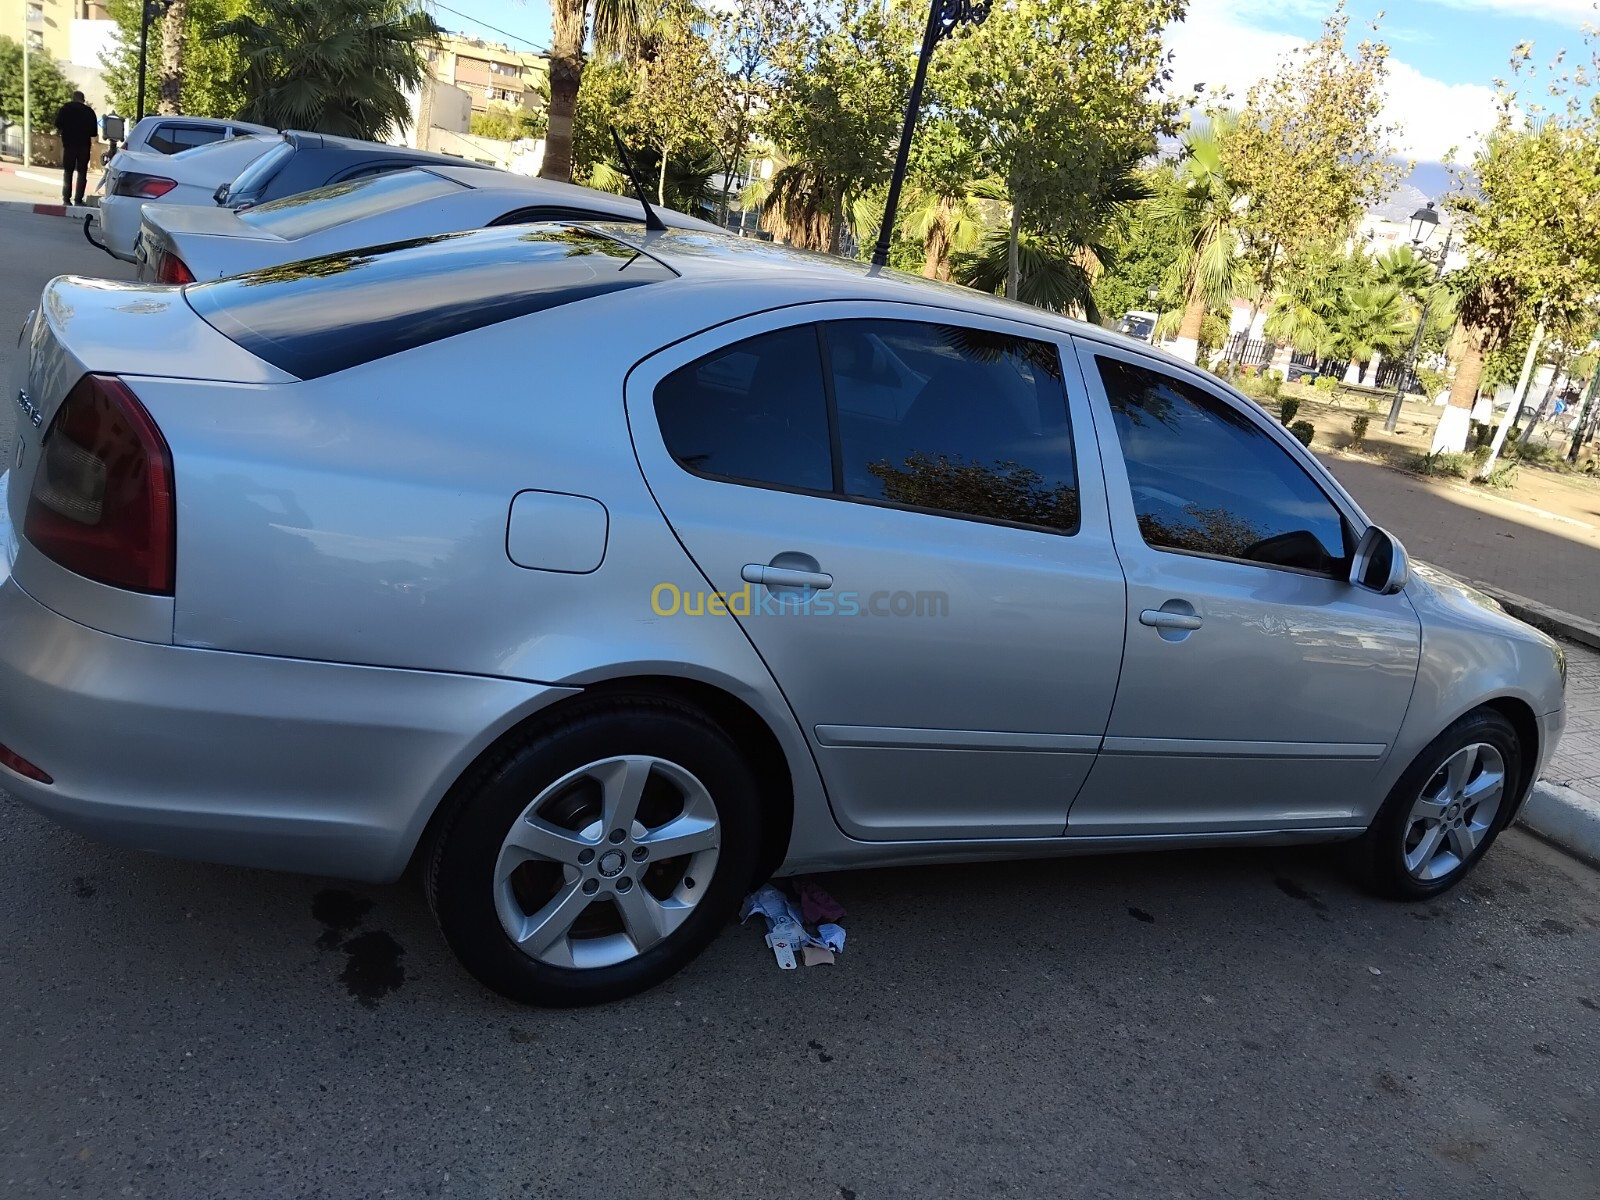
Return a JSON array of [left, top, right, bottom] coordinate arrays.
[[98, 194, 141, 263], [0, 576, 576, 881]]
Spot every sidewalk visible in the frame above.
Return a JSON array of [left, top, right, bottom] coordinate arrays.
[[0, 164, 102, 215], [1324, 453, 1600, 863]]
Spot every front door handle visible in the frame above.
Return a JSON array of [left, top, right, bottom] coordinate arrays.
[[742, 563, 833, 591], [1139, 609, 1202, 631]]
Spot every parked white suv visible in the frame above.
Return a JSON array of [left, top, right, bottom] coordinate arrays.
[[116, 115, 276, 157], [96, 134, 278, 263]]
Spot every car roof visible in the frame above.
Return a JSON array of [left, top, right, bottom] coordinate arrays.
[[282, 131, 506, 170], [580, 223, 1174, 358], [415, 166, 725, 232]]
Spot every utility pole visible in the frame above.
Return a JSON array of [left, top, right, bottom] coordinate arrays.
[[135, 0, 172, 122], [871, 0, 989, 269], [21, 3, 32, 167], [1385, 221, 1453, 432]]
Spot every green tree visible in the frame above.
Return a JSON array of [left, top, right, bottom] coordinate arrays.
[[1222, 2, 1402, 371], [763, 0, 916, 253], [470, 102, 546, 141], [709, 0, 801, 223], [1326, 283, 1410, 379], [1438, 43, 1600, 451], [1161, 114, 1246, 362], [542, 0, 649, 183], [628, 0, 726, 204], [954, 153, 1149, 320], [218, 0, 440, 140], [102, 0, 250, 121], [941, 0, 1184, 300], [1090, 167, 1184, 326], [0, 37, 74, 133]]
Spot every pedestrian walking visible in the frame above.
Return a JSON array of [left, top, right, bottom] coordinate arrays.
[[53, 91, 98, 208]]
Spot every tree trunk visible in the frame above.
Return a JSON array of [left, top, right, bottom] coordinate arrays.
[[158, 0, 189, 115], [1228, 243, 1276, 375], [1173, 290, 1207, 364], [826, 184, 845, 256], [922, 202, 950, 279], [1446, 321, 1491, 411], [1005, 200, 1021, 300], [540, 0, 588, 184], [658, 144, 668, 206]]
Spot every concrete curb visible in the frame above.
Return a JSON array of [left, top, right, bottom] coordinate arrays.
[[1474, 583, 1600, 653], [0, 200, 99, 217], [1519, 781, 1600, 868]]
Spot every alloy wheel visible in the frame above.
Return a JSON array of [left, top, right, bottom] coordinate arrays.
[[493, 755, 721, 969], [1402, 742, 1506, 882]]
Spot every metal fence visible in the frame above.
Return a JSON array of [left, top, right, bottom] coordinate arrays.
[[1221, 334, 1276, 367]]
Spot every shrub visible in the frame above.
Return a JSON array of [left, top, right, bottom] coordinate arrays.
[[1471, 443, 1493, 466], [1313, 374, 1339, 394], [1483, 462, 1520, 489], [1279, 397, 1301, 425], [1515, 439, 1558, 465], [1350, 414, 1370, 446], [1411, 451, 1472, 478], [1289, 420, 1316, 447], [1262, 373, 1283, 400]]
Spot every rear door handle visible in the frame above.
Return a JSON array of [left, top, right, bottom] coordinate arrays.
[[1139, 609, 1202, 631], [742, 564, 833, 591]]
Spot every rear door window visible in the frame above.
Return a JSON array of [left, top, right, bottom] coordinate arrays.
[[238, 169, 468, 239], [654, 326, 833, 491], [146, 123, 227, 154]]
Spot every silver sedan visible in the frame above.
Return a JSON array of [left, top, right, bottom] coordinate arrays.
[[0, 224, 1567, 1005]]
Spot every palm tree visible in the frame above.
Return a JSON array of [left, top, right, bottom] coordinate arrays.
[[219, 0, 440, 140], [1326, 283, 1411, 382], [1160, 115, 1247, 364], [954, 157, 1150, 320], [850, 175, 988, 280], [542, 0, 649, 183], [1375, 244, 1435, 304]]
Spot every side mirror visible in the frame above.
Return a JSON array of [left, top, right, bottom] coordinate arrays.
[[213, 183, 230, 206], [1349, 525, 1408, 596]]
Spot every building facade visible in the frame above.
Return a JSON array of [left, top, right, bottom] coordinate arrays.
[[7, 0, 107, 58], [425, 33, 548, 118]]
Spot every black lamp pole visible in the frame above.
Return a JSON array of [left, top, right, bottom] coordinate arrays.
[[135, 0, 172, 122], [1385, 202, 1450, 433], [871, 0, 988, 269]]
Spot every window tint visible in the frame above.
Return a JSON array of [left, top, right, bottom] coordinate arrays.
[[148, 124, 226, 154], [187, 225, 675, 380], [1097, 356, 1348, 573], [653, 327, 833, 492], [239, 169, 467, 239], [827, 320, 1078, 531]]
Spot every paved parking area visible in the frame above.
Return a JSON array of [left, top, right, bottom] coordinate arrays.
[[0, 209, 1597, 1198]]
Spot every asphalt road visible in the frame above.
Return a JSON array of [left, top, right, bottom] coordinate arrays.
[[2, 208, 1598, 1199]]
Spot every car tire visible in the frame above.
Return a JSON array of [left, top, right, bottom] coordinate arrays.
[[425, 696, 761, 1006], [1350, 707, 1523, 901]]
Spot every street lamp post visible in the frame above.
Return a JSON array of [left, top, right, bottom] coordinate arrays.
[[1384, 202, 1452, 433], [1147, 285, 1162, 342], [135, 0, 173, 123], [871, 0, 989, 269]]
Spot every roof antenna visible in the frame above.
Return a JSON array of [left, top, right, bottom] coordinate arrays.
[[609, 127, 668, 233]]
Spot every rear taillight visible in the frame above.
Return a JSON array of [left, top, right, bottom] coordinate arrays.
[[0, 743, 52, 784], [115, 173, 178, 199], [23, 375, 175, 595], [155, 250, 194, 285]]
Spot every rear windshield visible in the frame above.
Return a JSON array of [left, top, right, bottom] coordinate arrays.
[[238, 169, 467, 239], [225, 139, 293, 204], [173, 133, 271, 162], [184, 224, 675, 380]]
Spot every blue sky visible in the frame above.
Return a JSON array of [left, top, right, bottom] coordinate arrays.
[[426, 0, 1596, 163]]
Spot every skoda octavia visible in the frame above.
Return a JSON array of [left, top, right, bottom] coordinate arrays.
[[0, 225, 1566, 1005]]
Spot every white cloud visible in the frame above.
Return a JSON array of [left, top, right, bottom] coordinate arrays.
[[1164, 0, 1502, 162]]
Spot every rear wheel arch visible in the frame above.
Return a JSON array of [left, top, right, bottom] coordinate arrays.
[[411, 674, 796, 887]]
